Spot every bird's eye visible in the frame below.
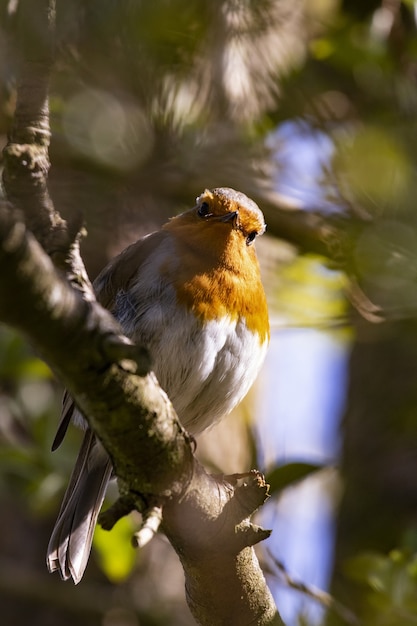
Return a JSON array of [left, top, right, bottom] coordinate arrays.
[[198, 201, 211, 218], [246, 231, 258, 246]]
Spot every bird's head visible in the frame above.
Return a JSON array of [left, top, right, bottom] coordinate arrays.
[[164, 187, 266, 259], [193, 187, 266, 246]]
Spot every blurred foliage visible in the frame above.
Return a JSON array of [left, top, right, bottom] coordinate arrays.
[[0, 324, 61, 511], [271, 254, 349, 327], [2, 0, 417, 625], [343, 549, 417, 625]]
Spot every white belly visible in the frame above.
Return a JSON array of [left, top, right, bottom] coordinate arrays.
[[113, 261, 267, 434], [153, 312, 267, 433]]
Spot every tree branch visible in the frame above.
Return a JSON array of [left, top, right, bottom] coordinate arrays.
[[2, 0, 94, 299]]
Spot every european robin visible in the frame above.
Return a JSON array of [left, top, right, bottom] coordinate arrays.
[[47, 187, 270, 583]]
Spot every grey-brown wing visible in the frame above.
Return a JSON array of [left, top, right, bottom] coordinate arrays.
[[94, 229, 168, 311], [51, 389, 77, 451], [50, 229, 169, 450]]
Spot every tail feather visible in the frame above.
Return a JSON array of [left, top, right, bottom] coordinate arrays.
[[47, 428, 113, 584]]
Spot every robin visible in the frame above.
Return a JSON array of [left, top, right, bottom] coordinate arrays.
[[47, 187, 270, 583]]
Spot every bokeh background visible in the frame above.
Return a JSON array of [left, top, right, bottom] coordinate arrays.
[[2, 1, 417, 624]]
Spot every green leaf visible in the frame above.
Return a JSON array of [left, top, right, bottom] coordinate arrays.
[[266, 461, 324, 495], [93, 514, 137, 583]]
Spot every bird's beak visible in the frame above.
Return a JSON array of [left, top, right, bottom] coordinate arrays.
[[218, 210, 239, 224]]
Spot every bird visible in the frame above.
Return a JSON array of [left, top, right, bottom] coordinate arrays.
[[46, 187, 270, 584]]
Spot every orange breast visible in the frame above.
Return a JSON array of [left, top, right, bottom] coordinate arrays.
[[162, 228, 270, 344]]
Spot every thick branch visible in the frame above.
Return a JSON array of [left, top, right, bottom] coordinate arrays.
[[2, 0, 94, 299], [3, 0, 59, 239], [163, 467, 277, 625]]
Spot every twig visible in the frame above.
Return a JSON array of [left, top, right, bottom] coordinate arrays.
[[267, 550, 360, 626]]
